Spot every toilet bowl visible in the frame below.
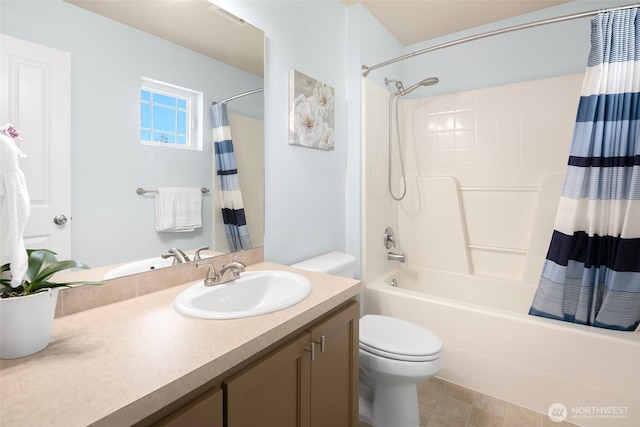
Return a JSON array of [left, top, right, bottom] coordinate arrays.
[[359, 314, 443, 427], [290, 252, 443, 427]]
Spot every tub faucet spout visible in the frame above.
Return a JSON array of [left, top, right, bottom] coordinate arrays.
[[387, 252, 405, 263]]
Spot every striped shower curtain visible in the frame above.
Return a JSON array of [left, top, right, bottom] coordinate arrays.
[[529, 8, 640, 331], [211, 103, 253, 252]]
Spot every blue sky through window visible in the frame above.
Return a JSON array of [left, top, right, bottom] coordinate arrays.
[[140, 89, 188, 146]]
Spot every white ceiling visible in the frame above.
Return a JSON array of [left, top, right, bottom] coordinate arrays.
[[65, 0, 265, 76], [65, 0, 572, 76], [343, 0, 571, 46]]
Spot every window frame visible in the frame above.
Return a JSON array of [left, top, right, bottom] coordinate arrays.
[[140, 77, 203, 151]]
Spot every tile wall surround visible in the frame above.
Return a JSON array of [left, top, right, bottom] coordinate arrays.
[[365, 73, 584, 282], [54, 247, 264, 317]]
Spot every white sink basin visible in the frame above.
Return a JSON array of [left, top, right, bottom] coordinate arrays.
[[173, 270, 313, 319], [104, 256, 174, 279], [104, 255, 212, 279]]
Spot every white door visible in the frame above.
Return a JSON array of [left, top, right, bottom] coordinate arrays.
[[0, 34, 71, 258]]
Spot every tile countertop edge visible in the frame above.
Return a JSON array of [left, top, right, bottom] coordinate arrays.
[[0, 262, 361, 427]]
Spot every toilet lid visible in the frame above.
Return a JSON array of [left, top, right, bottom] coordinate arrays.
[[359, 315, 443, 362]]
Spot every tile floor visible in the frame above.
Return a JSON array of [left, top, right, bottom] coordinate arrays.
[[359, 377, 579, 427]]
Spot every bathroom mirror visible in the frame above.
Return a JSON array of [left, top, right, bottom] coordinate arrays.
[[5, 0, 264, 274]]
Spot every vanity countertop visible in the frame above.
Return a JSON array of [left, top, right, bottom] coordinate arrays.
[[0, 262, 361, 426]]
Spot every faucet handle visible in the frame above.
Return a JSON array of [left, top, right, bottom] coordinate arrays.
[[229, 252, 248, 268], [232, 252, 247, 262], [194, 246, 210, 261], [384, 227, 397, 249], [167, 248, 190, 263], [161, 252, 180, 265], [197, 262, 220, 286]]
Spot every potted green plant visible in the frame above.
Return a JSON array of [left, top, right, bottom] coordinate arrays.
[[0, 249, 103, 359]]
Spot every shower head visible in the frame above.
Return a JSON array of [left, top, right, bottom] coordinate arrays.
[[396, 77, 439, 96]]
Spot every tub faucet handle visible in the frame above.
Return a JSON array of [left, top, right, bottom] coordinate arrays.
[[384, 227, 396, 249]]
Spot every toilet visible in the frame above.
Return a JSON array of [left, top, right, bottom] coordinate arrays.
[[292, 252, 444, 427], [359, 315, 443, 427]]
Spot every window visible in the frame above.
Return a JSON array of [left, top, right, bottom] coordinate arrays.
[[140, 77, 203, 150]]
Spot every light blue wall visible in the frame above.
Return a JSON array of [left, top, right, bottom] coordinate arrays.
[[217, 0, 404, 270], [0, 0, 263, 267], [216, 0, 352, 266], [344, 4, 405, 278]]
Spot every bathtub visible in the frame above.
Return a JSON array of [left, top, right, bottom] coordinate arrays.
[[363, 267, 640, 427]]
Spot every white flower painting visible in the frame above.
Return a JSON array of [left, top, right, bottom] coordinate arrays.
[[289, 70, 334, 150]]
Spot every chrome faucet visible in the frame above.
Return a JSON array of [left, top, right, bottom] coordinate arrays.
[[197, 262, 221, 286], [194, 246, 209, 261], [196, 255, 247, 286], [218, 261, 246, 282], [218, 253, 247, 282], [162, 248, 190, 265], [387, 252, 405, 263]]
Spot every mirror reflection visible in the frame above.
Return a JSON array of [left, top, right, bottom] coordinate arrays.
[[2, 0, 264, 276]]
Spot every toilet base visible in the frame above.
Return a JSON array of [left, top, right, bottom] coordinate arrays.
[[359, 394, 373, 426], [359, 378, 421, 427]]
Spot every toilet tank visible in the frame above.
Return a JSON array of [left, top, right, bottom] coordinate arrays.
[[291, 252, 356, 279]]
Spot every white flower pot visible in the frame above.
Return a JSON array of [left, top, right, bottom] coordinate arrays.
[[0, 288, 59, 359]]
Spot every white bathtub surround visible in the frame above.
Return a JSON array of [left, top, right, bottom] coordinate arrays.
[[363, 74, 582, 283], [364, 268, 640, 427]]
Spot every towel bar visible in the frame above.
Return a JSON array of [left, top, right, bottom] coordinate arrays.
[[136, 187, 210, 195]]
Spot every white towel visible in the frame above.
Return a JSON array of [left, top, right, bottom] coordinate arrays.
[[0, 134, 30, 288], [155, 187, 202, 232]]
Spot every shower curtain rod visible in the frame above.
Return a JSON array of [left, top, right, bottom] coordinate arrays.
[[212, 88, 264, 105], [361, 3, 640, 76]]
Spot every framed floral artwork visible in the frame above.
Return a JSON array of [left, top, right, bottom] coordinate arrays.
[[289, 70, 334, 150]]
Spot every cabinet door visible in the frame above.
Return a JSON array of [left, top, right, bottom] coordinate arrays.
[[225, 332, 312, 427], [153, 387, 223, 427], [309, 300, 359, 427]]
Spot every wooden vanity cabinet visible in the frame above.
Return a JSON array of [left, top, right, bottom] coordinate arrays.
[[224, 332, 312, 427], [146, 300, 359, 427], [225, 300, 359, 427], [153, 387, 223, 427]]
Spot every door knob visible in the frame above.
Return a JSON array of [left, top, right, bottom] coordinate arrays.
[[53, 214, 68, 225]]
